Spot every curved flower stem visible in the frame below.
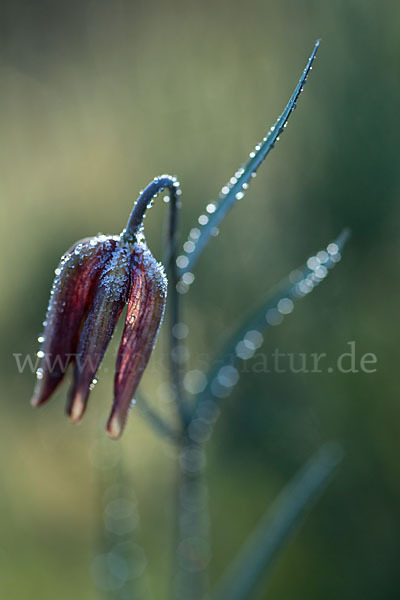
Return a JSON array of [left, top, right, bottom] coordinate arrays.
[[122, 175, 190, 429], [124, 175, 181, 238]]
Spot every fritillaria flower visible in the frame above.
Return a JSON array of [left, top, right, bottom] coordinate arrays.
[[32, 176, 180, 439]]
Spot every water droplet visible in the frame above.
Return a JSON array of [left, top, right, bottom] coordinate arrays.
[[327, 243, 339, 255], [176, 255, 189, 269], [317, 250, 329, 264], [244, 330, 264, 348], [183, 241, 195, 254], [198, 215, 209, 226], [182, 272, 195, 285], [217, 365, 239, 387], [235, 341, 255, 360], [277, 298, 294, 315], [189, 228, 200, 240], [307, 256, 320, 270], [172, 322, 189, 339], [266, 308, 284, 326], [183, 370, 207, 394], [176, 281, 190, 294], [314, 265, 328, 279]]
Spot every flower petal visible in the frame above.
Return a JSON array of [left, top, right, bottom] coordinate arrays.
[[107, 246, 167, 439], [67, 243, 131, 423], [32, 238, 115, 407]]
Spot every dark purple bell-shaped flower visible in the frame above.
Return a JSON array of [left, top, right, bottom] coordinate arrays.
[[32, 176, 180, 438]]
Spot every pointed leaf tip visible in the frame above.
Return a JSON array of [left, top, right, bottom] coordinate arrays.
[[179, 40, 321, 276]]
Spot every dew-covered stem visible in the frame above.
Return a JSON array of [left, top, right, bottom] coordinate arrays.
[[162, 182, 191, 429], [172, 437, 210, 600], [123, 175, 181, 239]]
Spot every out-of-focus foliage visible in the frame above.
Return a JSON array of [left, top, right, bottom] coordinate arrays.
[[1, 1, 399, 599]]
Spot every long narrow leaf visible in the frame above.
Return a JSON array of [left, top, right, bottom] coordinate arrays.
[[192, 229, 349, 416], [177, 40, 320, 277], [135, 391, 181, 443], [208, 442, 344, 600]]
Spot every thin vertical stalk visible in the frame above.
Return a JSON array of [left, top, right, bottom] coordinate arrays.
[[172, 436, 210, 600], [161, 181, 210, 599], [164, 191, 190, 429]]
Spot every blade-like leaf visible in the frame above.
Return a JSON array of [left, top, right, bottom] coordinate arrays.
[[177, 40, 320, 277], [208, 442, 344, 600], [192, 229, 349, 416], [135, 391, 181, 443]]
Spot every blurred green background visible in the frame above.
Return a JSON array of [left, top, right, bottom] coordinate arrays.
[[1, 0, 399, 598]]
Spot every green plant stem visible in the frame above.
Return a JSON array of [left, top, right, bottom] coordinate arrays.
[[172, 437, 209, 600]]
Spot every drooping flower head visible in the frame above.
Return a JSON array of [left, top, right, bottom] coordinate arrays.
[[32, 176, 181, 439]]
